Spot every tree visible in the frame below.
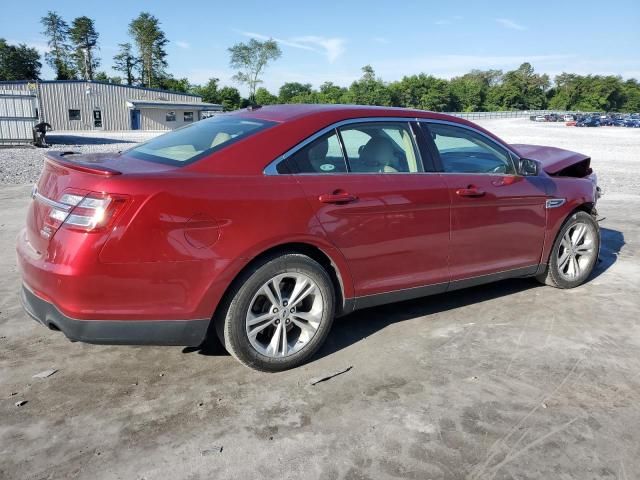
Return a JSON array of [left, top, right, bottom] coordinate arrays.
[[191, 78, 220, 103], [41, 11, 75, 79], [218, 86, 242, 111], [128, 12, 168, 88], [94, 71, 122, 84], [0, 39, 41, 80], [255, 87, 278, 105], [491, 63, 550, 110], [278, 82, 312, 103], [345, 65, 392, 106], [69, 16, 100, 80], [228, 38, 282, 101], [389, 73, 452, 111], [318, 82, 347, 104], [157, 76, 190, 93], [113, 43, 137, 85]]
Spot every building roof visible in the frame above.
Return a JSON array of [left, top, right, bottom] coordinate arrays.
[[0, 79, 202, 98], [126, 99, 222, 110]]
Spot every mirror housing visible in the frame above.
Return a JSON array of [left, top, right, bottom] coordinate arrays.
[[518, 158, 539, 176]]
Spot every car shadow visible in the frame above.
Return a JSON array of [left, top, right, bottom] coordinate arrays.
[[185, 227, 625, 360], [591, 227, 625, 280]]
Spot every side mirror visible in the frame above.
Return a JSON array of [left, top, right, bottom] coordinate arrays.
[[519, 158, 538, 176]]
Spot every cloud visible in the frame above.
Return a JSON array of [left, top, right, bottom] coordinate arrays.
[[495, 18, 527, 31], [237, 30, 346, 62], [434, 20, 451, 25], [372, 37, 390, 44], [175, 40, 191, 49], [8, 39, 49, 54]]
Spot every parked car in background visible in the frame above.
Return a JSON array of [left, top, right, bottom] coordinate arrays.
[[534, 115, 545, 122], [564, 114, 575, 121], [576, 116, 601, 127], [17, 104, 602, 371]]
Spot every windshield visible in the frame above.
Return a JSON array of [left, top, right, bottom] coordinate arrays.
[[127, 115, 275, 165]]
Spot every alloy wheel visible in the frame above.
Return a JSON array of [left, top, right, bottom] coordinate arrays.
[[245, 273, 323, 358], [557, 221, 597, 281]]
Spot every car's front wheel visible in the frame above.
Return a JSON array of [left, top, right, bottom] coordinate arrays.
[[215, 253, 335, 371], [537, 210, 600, 288]]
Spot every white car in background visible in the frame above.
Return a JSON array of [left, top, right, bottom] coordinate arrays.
[[564, 114, 575, 121]]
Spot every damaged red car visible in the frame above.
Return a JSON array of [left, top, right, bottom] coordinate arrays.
[[17, 105, 601, 371]]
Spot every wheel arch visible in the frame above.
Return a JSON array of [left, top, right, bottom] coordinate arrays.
[[540, 199, 598, 267], [207, 241, 354, 339]]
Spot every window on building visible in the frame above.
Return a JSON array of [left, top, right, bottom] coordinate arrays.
[[68, 109, 81, 121], [166, 111, 176, 122], [184, 112, 194, 122]]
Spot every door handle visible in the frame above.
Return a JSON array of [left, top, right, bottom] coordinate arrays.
[[318, 191, 358, 204], [456, 185, 485, 197]]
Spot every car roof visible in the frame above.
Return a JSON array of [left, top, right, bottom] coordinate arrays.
[[231, 103, 461, 124]]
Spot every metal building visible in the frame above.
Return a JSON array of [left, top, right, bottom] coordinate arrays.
[[0, 89, 38, 145], [0, 80, 222, 132]]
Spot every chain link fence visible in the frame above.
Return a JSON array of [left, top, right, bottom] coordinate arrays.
[[445, 110, 581, 120]]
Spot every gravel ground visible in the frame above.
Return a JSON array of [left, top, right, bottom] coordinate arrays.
[[0, 131, 161, 185], [0, 120, 638, 194]]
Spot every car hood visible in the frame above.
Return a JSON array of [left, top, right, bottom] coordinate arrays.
[[511, 144, 591, 175]]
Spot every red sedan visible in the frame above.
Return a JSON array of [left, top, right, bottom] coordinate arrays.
[[17, 105, 601, 371]]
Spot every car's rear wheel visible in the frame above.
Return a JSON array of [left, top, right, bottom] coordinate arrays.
[[215, 253, 335, 371], [537, 211, 600, 288]]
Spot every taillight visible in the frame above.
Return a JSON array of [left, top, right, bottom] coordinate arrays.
[[47, 191, 128, 233]]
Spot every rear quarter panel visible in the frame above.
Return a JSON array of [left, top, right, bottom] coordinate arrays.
[[98, 174, 354, 320]]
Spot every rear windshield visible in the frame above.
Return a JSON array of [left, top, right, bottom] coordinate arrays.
[[127, 116, 275, 165]]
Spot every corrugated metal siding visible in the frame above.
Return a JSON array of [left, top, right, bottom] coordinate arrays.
[[0, 90, 38, 144], [139, 108, 199, 130], [36, 82, 203, 131]]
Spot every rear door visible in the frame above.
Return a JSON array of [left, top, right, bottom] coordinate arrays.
[[276, 119, 450, 299], [420, 121, 547, 281]]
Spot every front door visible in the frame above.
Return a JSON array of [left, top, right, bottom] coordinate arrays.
[[130, 109, 141, 130], [279, 120, 451, 299], [93, 109, 103, 129], [422, 121, 547, 281]]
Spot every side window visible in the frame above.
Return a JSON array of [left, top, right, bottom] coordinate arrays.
[[338, 122, 422, 173], [68, 109, 81, 121], [184, 112, 194, 122], [277, 131, 347, 174], [427, 123, 515, 174], [166, 111, 176, 122]]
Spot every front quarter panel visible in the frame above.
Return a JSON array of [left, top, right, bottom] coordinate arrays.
[[540, 176, 598, 265]]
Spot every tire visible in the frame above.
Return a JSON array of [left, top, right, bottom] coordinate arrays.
[[536, 211, 600, 288], [215, 252, 335, 372]]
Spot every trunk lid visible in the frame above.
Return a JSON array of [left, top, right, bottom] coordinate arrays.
[[26, 151, 175, 254], [512, 144, 592, 176]]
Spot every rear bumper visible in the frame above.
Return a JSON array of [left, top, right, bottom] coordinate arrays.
[[20, 284, 209, 346]]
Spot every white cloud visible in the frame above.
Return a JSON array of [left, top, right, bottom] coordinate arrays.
[[237, 30, 346, 63], [175, 40, 191, 49], [496, 18, 527, 31], [8, 39, 49, 54], [372, 37, 390, 45]]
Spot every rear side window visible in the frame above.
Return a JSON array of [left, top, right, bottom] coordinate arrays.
[[127, 116, 275, 165], [277, 131, 346, 174], [339, 122, 422, 173]]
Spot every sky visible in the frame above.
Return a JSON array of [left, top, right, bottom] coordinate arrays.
[[2, 0, 639, 95]]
